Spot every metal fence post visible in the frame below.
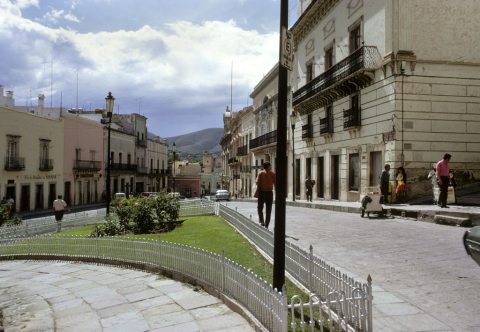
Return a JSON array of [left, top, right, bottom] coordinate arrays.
[[221, 248, 225, 291], [27, 236, 30, 255], [96, 231, 99, 264], [157, 234, 162, 267], [309, 244, 314, 292], [281, 284, 289, 332], [367, 274, 373, 332]]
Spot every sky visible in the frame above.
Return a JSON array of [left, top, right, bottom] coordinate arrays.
[[0, 0, 298, 137]]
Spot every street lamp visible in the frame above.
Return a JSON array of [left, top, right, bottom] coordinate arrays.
[[104, 92, 115, 214], [290, 111, 296, 202], [172, 142, 176, 193]]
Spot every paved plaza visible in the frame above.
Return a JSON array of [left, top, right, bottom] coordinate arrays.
[[226, 201, 480, 332], [0, 261, 256, 332]]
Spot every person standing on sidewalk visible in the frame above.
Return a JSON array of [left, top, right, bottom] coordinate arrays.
[[380, 164, 390, 204], [305, 176, 314, 202], [255, 161, 276, 228], [436, 153, 452, 208], [53, 195, 71, 229]]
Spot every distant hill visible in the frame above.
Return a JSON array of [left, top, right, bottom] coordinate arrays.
[[149, 128, 223, 156]]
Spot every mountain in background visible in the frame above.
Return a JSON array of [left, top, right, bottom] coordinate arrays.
[[148, 128, 224, 157]]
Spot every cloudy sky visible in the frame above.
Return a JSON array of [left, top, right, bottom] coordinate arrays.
[[0, 0, 298, 137]]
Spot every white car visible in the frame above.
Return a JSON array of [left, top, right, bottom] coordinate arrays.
[[215, 190, 230, 202], [115, 193, 126, 201]]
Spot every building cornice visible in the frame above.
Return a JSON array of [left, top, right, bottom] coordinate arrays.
[[250, 63, 279, 99]]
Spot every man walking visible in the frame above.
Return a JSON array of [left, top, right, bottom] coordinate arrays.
[[53, 195, 71, 231], [305, 176, 314, 202], [255, 162, 276, 228], [436, 153, 452, 208], [380, 164, 390, 204]]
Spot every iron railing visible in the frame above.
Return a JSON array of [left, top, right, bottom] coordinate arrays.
[[302, 124, 313, 139], [73, 160, 101, 171], [39, 158, 54, 171], [320, 116, 334, 135], [293, 46, 379, 107], [136, 139, 147, 148], [249, 130, 277, 149], [4, 157, 25, 171], [148, 169, 160, 176], [237, 145, 248, 156], [109, 163, 137, 172], [228, 157, 238, 164], [241, 166, 251, 173], [343, 107, 361, 129]]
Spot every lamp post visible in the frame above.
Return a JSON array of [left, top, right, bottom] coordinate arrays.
[[172, 142, 176, 193], [290, 111, 296, 201], [104, 92, 114, 215]]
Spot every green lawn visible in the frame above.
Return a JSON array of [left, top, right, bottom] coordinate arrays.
[[54, 215, 331, 331]]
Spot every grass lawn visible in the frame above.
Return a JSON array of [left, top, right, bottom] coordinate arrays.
[[54, 215, 332, 331]]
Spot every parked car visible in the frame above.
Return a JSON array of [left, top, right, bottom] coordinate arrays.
[[215, 190, 230, 202], [463, 226, 480, 267], [168, 192, 185, 200], [115, 193, 126, 201]]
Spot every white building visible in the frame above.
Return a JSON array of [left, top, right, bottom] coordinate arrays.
[[290, 0, 480, 201]]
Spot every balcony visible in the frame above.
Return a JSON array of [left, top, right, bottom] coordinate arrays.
[[292, 46, 380, 114], [249, 130, 277, 150], [343, 107, 361, 130], [237, 145, 248, 156], [228, 157, 238, 164], [302, 124, 313, 139], [39, 158, 54, 171], [136, 139, 147, 148], [137, 166, 148, 175], [320, 116, 334, 135], [108, 163, 137, 172], [73, 160, 101, 171], [4, 157, 25, 171], [164, 169, 172, 175], [148, 169, 162, 177]]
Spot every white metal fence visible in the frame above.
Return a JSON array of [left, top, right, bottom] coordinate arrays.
[[0, 200, 372, 331], [218, 204, 373, 332]]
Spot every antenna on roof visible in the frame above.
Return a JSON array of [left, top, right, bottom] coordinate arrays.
[[231, 62, 233, 113]]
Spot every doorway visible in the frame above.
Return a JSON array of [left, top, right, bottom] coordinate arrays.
[[35, 184, 43, 209], [306, 158, 312, 178], [75, 181, 81, 205], [19, 186, 28, 212], [64, 182, 71, 206], [83, 181, 90, 204], [295, 159, 301, 197], [370, 151, 383, 186], [332, 155, 340, 200], [48, 183, 56, 207], [317, 157, 324, 198]]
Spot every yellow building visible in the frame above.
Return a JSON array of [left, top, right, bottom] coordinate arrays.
[[0, 106, 64, 212]]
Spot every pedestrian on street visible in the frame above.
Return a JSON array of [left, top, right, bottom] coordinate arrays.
[[436, 153, 452, 208], [255, 161, 276, 228], [380, 164, 390, 204], [7, 196, 14, 219], [305, 176, 314, 202], [53, 195, 71, 224], [0, 197, 7, 206], [395, 167, 407, 203]]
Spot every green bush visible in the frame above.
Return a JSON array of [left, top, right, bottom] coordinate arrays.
[[0, 204, 22, 227]]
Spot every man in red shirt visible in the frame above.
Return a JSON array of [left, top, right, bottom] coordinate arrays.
[[436, 153, 452, 208], [255, 161, 276, 228]]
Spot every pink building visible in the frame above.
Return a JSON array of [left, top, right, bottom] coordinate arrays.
[[63, 113, 104, 206]]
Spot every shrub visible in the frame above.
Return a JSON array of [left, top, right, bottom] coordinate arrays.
[[0, 205, 22, 227], [91, 215, 121, 237]]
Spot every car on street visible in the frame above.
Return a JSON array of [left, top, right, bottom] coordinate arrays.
[[463, 226, 480, 267], [215, 190, 230, 202]]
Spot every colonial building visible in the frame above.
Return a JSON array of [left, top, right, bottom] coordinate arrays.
[[146, 137, 169, 192], [219, 107, 233, 192], [290, 0, 480, 201], [0, 106, 64, 212], [168, 161, 201, 198], [63, 113, 104, 206]]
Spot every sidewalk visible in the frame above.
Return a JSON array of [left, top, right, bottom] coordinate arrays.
[[236, 192, 480, 226], [0, 261, 257, 332], [19, 202, 106, 220]]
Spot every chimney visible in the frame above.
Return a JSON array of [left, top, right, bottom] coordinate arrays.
[[38, 94, 45, 108], [6, 91, 13, 98], [0, 85, 3, 97]]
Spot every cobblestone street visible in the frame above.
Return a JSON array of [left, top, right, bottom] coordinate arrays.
[[226, 201, 480, 332]]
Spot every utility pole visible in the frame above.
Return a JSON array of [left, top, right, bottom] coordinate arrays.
[[273, 0, 289, 292]]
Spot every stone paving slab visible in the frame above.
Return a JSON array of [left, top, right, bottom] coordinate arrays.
[[0, 261, 257, 332], [227, 201, 480, 332]]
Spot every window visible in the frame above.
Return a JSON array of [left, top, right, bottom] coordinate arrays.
[[118, 152, 122, 164], [90, 150, 95, 161], [8, 141, 16, 167], [351, 93, 360, 109], [349, 26, 361, 53], [349, 153, 360, 191], [110, 151, 114, 164], [306, 61, 314, 83], [325, 47, 334, 70], [75, 148, 81, 162]]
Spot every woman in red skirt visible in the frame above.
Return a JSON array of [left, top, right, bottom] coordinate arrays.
[[396, 167, 407, 203]]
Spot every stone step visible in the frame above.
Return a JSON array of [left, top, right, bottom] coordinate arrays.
[[434, 214, 472, 227]]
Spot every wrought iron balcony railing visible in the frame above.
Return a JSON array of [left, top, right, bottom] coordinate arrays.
[[302, 124, 313, 139], [137, 166, 148, 175], [136, 139, 147, 148], [39, 158, 54, 171], [293, 46, 379, 107], [73, 160, 101, 171], [343, 107, 361, 130], [109, 163, 137, 172], [148, 169, 160, 176], [164, 169, 172, 175], [4, 157, 25, 171], [228, 157, 238, 164], [249, 130, 277, 150], [237, 145, 248, 156], [320, 116, 334, 135]]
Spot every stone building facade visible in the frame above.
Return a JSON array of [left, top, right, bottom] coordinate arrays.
[[290, 0, 480, 202]]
